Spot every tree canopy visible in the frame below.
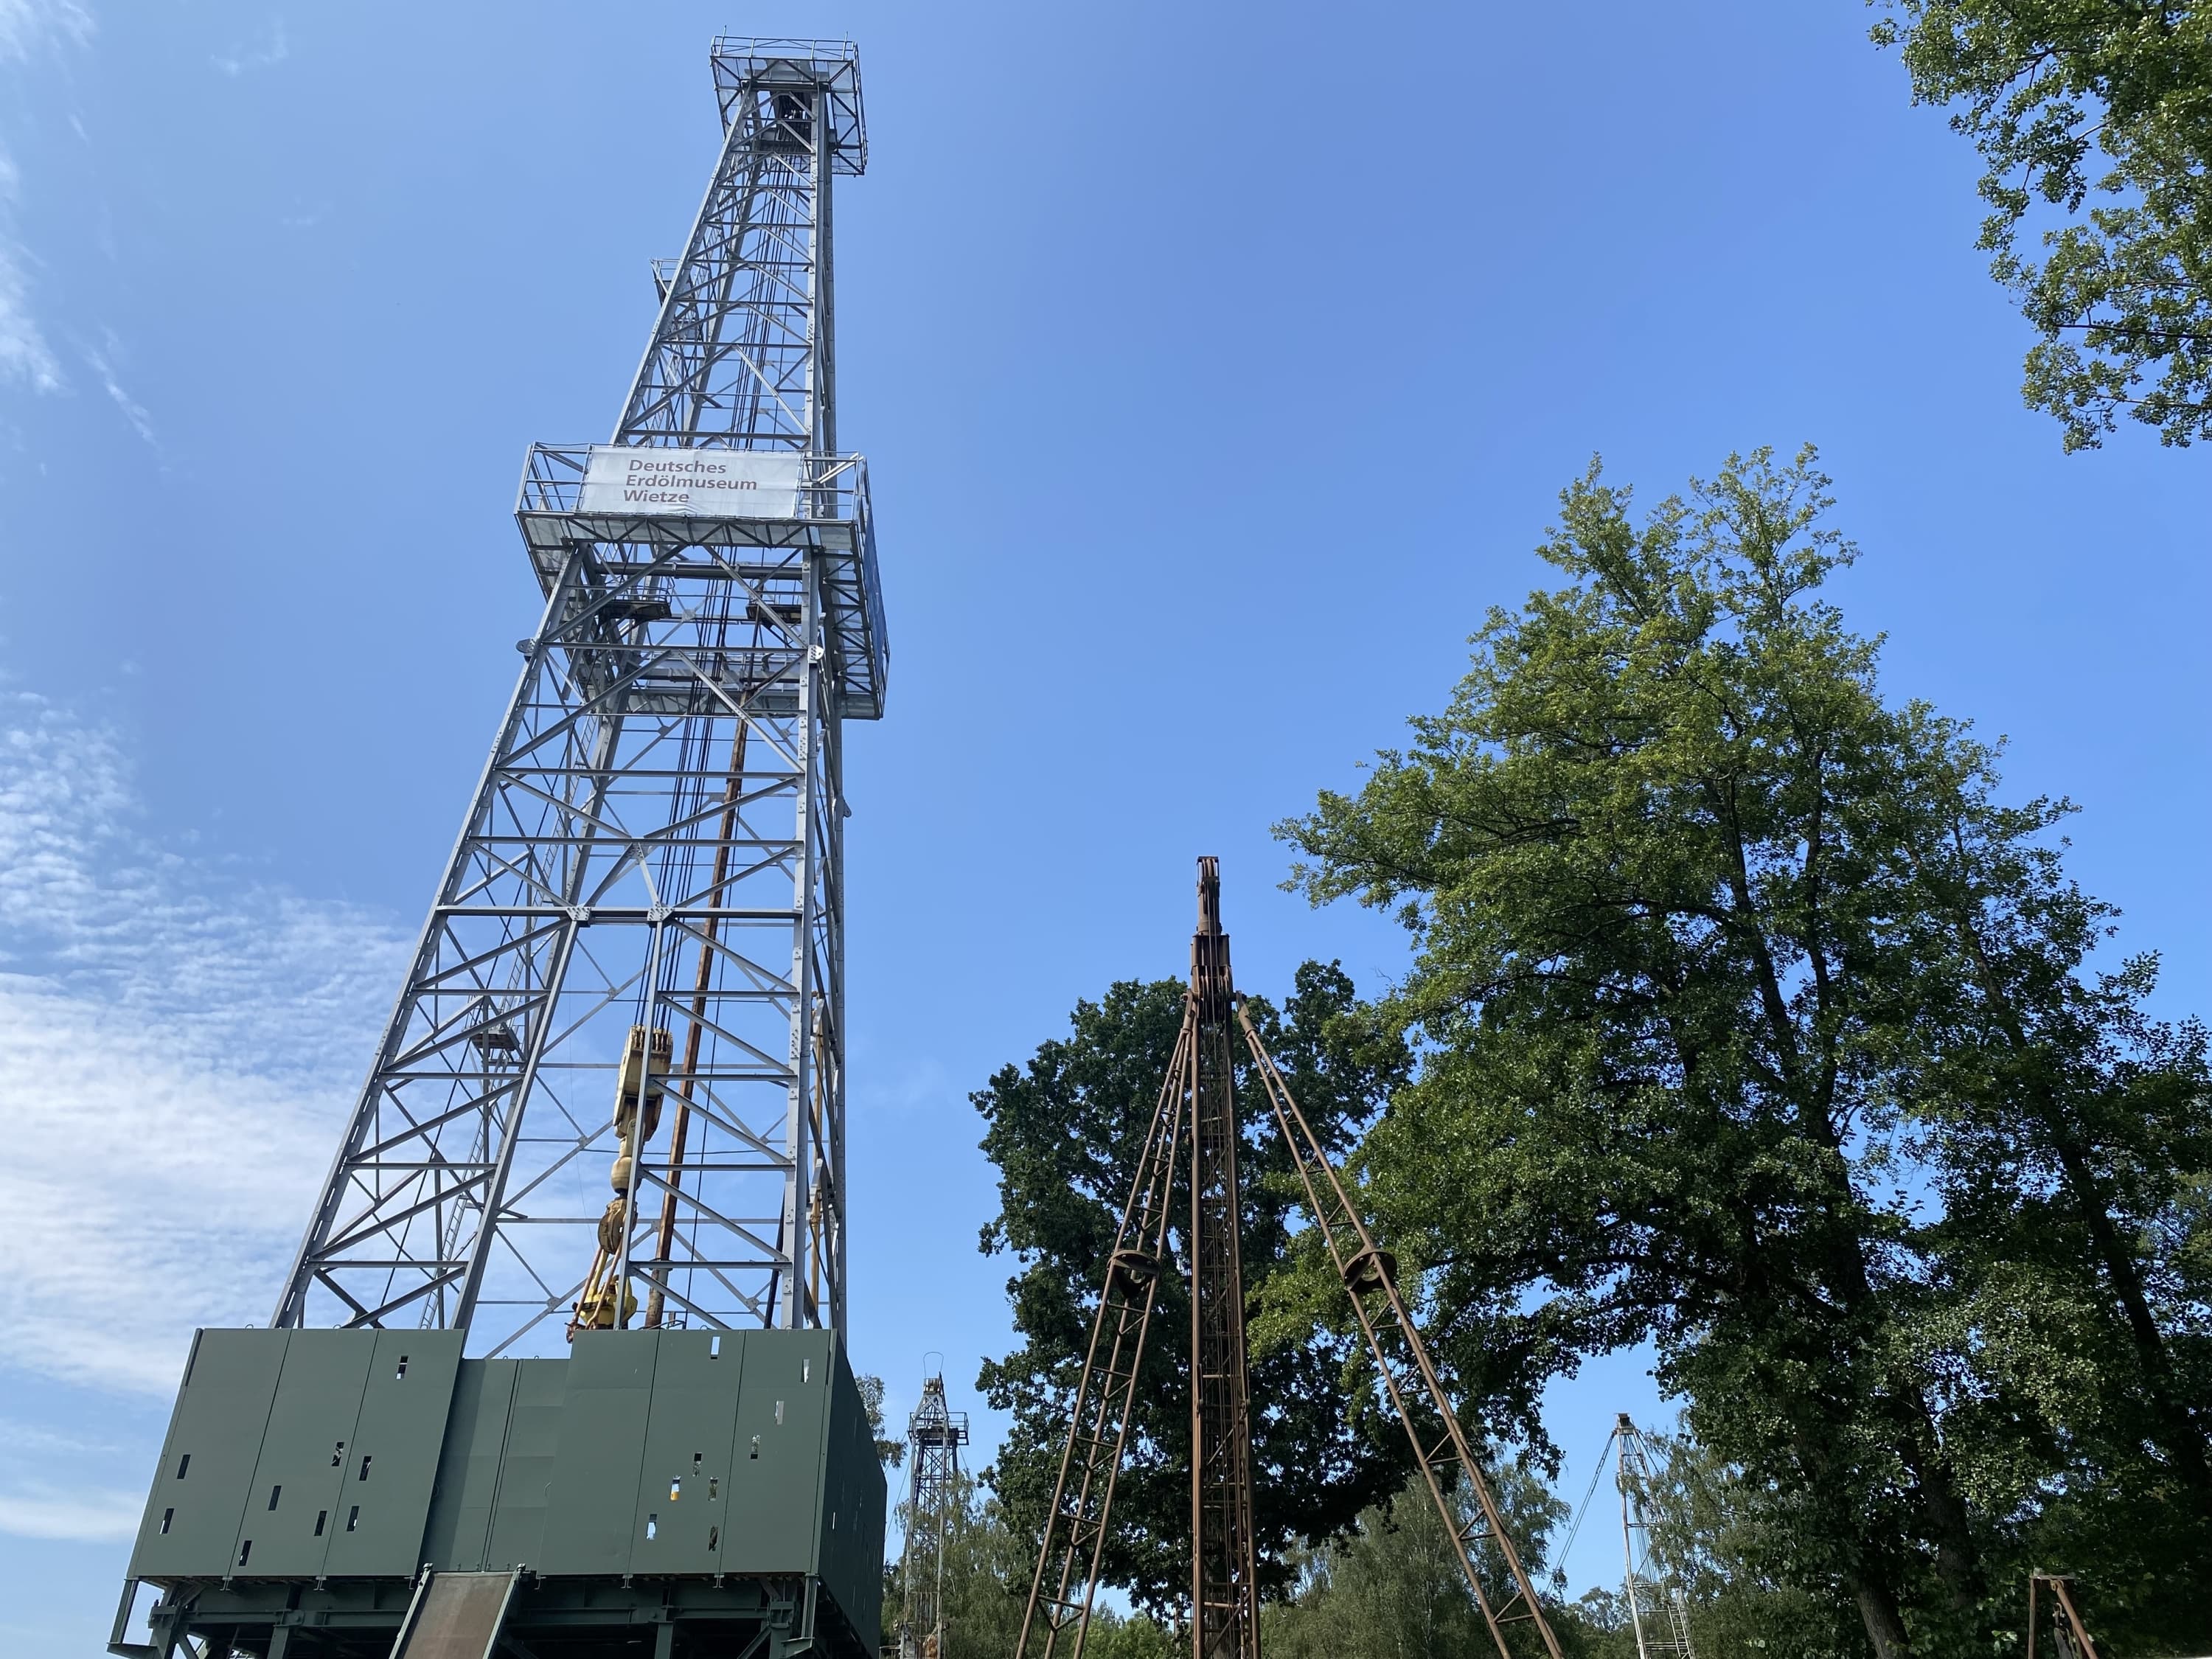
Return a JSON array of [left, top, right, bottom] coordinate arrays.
[[1873, 1, 2212, 448], [1278, 447, 2212, 1655], [967, 447, 2212, 1655]]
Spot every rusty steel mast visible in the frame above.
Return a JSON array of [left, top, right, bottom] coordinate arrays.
[[1188, 863, 1262, 1659], [1015, 861, 1565, 1659]]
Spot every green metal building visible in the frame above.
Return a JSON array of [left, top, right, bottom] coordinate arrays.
[[115, 1327, 884, 1658]]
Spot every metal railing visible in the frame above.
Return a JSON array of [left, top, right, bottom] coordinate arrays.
[[517, 445, 868, 521], [515, 445, 888, 715]]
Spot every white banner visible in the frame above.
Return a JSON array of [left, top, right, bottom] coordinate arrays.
[[577, 446, 805, 518]]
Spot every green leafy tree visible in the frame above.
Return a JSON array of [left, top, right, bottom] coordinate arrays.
[[1646, 1430, 1874, 1658], [915, 1467, 1180, 1659], [1260, 1462, 1590, 1659], [1277, 447, 2212, 1655], [1079, 1609, 1179, 1659], [1872, 1, 2212, 448], [884, 1467, 1088, 1659], [859, 1372, 910, 1470], [975, 964, 1413, 1614]]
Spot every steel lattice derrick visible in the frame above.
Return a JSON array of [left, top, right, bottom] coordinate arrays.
[[274, 39, 882, 1357], [1187, 860, 1260, 1659], [900, 1371, 971, 1659], [625, 40, 863, 452], [1016, 1018, 1194, 1659], [1615, 1415, 1695, 1659], [1235, 1002, 1567, 1659]]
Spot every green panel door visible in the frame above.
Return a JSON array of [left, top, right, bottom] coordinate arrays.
[[538, 1331, 660, 1575], [229, 1331, 376, 1578], [627, 1329, 745, 1575], [129, 1330, 290, 1582], [420, 1361, 518, 1573], [319, 1330, 465, 1577], [718, 1329, 831, 1576], [484, 1360, 568, 1571]]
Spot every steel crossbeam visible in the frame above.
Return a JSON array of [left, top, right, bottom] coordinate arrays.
[[274, 40, 883, 1354]]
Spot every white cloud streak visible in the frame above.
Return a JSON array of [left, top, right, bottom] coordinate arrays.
[[211, 18, 286, 78], [0, 0, 91, 63], [0, 1, 88, 394], [0, 1480, 142, 1543], [0, 141, 58, 393], [0, 693, 408, 1396], [85, 332, 153, 448], [0, 1416, 121, 1454], [0, 240, 58, 390]]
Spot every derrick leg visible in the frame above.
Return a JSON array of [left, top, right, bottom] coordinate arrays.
[[1014, 1020, 1193, 1659], [1237, 1001, 1565, 1659]]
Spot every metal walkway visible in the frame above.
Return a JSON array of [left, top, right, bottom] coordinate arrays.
[[389, 1571, 519, 1659]]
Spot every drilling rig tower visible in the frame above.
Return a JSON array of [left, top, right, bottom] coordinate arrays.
[[899, 1368, 970, 1659], [114, 39, 891, 1659]]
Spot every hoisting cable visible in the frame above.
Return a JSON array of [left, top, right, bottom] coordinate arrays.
[[1551, 1424, 1624, 1586]]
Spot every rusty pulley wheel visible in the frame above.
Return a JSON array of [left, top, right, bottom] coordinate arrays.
[[1107, 1247, 1162, 1290], [1342, 1245, 1398, 1295]]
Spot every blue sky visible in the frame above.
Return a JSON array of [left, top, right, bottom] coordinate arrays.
[[1, 1, 2207, 1650]]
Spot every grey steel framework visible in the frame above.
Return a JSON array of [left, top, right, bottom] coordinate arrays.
[[274, 38, 886, 1357], [899, 1369, 970, 1659], [1613, 1414, 1694, 1659]]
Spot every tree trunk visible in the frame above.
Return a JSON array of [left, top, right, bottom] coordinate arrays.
[[2043, 1114, 2212, 1498], [1848, 1564, 1913, 1659], [1896, 1408, 1984, 1612]]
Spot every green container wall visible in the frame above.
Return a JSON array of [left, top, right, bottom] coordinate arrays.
[[127, 1327, 885, 1655]]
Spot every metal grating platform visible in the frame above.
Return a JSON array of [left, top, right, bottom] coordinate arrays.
[[388, 1571, 516, 1659]]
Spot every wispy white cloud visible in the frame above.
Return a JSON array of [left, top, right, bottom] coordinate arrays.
[[0, 0, 92, 63], [0, 1, 90, 394], [0, 139, 58, 392], [0, 1416, 121, 1455], [0, 239, 58, 390], [84, 328, 153, 448], [210, 17, 285, 77], [0, 693, 408, 1396], [852, 1050, 954, 1117], [0, 1480, 143, 1542]]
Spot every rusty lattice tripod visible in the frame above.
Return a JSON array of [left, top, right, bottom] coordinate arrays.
[[1014, 860, 1564, 1659]]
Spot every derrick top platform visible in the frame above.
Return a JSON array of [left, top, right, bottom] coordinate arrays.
[[711, 37, 866, 173]]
